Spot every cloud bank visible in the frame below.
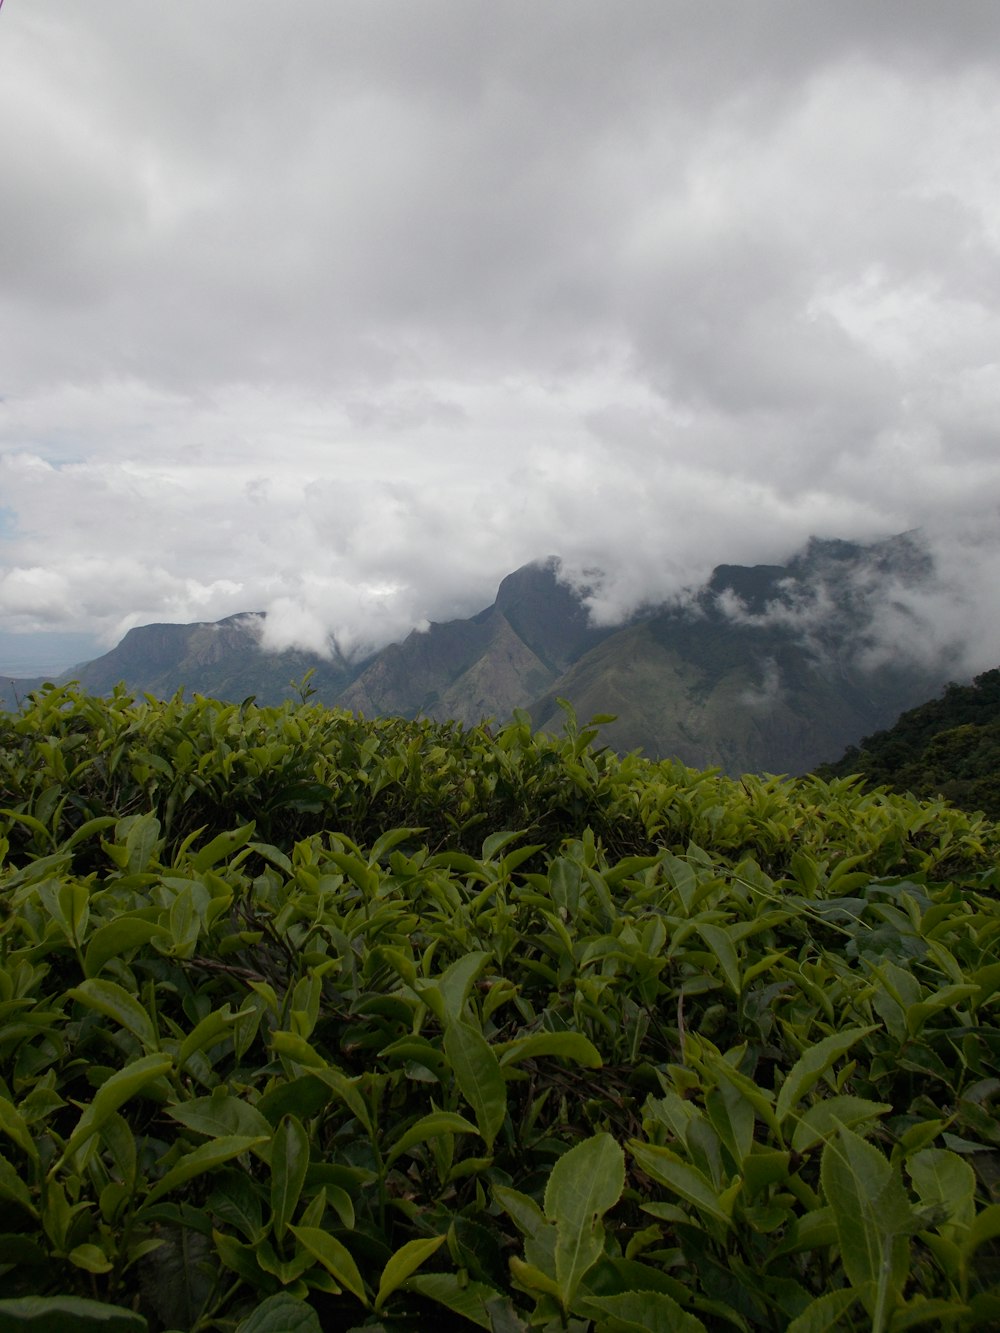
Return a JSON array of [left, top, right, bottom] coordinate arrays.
[[2, 3, 1000, 677]]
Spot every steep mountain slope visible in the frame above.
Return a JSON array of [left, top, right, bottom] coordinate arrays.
[[532, 534, 948, 774], [60, 614, 355, 705], [339, 558, 610, 722]]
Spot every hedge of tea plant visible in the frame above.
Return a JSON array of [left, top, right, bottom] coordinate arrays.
[[0, 682, 999, 1332]]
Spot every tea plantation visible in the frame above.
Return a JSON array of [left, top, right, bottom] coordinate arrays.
[[1, 683, 999, 1331]]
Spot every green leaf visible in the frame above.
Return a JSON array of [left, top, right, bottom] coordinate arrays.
[[582, 1289, 707, 1332], [68, 1243, 113, 1274], [189, 822, 255, 872], [83, 918, 171, 979], [143, 1135, 268, 1207], [696, 923, 741, 995], [508, 1256, 561, 1301], [786, 1289, 858, 1333], [369, 827, 426, 864], [288, 1226, 368, 1305], [776, 1027, 876, 1126], [66, 979, 159, 1052], [235, 1292, 322, 1333], [0, 1296, 148, 1331], [207, 1172, 265, 1244], [406, 1273, 502, 1330], [821, 1126, 913, 1322], [481, 830, 526, 860], [57, 880, 90, 946], [0, 1154, 38, 1215], [790, 1096, 893, 1153], [962, 1202, 1000, 1256], [120, 812, 162, 875], [497, 1032, 602, 1069], [271, 1032, 372, 1133], [385, 1110, 479, 1165], [59, 1052, 173, 1165], [493, 1184, 547, 1241], [0, 1097, 38, 1162], [374, 1234, 446, 1312], [887, 1297, 975, 1330], [544, 1132, 625, 1309], [213, 1228, 270, 1287], [165, 1094, 273, 1148], [769, 1207, 839, 1258], [443, 1020, 506, 1150], [908, 1149, 975, 1233], [62, 815, 118, 852], [270, 1114, 310, 1241], [177, 1005, 235, 1069], [0, 1236, 46, 1266], [705, 1081, 754, 1171], [629, 1141, 733, 1226], [436, 951, 491, 1023]]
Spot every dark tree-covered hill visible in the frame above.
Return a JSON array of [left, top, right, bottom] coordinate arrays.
[[817, 668, 1000, 816]]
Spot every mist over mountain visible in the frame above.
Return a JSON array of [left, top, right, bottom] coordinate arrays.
[[0, 534, 964, 775]]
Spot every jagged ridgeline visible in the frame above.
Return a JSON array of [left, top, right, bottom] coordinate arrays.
[[1, 683, 999, 1331], [0, 533, 958, 776]]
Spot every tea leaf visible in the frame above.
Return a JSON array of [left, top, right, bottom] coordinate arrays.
[[786, 1289, 858, 1332], [0, 1295, 148, 1330], [908, 1149, 975, 1233], [143, 1135, 268, 1206], [288, 1226, 367, 1305], [374, 1234, 447, 1311], [405, 1273, 501, 1329], [776, 1027, 876, 1126], [443, 1020, 506, 1150], [545, 1132, 625, 1308], [386, 1110, 479, 1165], [821, 1126, 913, 1323], [59, 1052, 173, 1166], [630, 1141, 734, 1226], [166, 1095, 272, 1147], [583, 1289, 707, 1332], [497, 1032, 602, 1069], [235, 1292, 322, 1332], [67, 979, 160, 1051], [270, 1114, 309, 1240]]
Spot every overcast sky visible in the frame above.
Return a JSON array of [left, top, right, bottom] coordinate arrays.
[[3, 2, 1000, 674]]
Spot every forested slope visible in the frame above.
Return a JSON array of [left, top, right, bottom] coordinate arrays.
[[819, 668, 1000, 817]]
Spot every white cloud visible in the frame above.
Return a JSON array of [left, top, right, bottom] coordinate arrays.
[[2, 3, 1000, 678]]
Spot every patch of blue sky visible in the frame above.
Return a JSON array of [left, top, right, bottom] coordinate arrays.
[[0, 631, 102, 678]]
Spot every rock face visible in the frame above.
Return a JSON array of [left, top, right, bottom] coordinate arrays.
[[0, 534, 962, 775], [46, 614, 357, 705], [339, 558, 611, 724]]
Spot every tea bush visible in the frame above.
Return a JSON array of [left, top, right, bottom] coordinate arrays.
[[1, 684, 998, 1331]]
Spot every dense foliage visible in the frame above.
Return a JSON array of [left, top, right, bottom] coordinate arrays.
[[1, 682, 999, 1332], [819, 668, 1000, 818]]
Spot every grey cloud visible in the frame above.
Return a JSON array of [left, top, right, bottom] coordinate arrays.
[[3, 2, 1000, 684]]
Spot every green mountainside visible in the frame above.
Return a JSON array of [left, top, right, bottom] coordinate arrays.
[[0, 535, 959, 775], [818, 668, 1000, 816]]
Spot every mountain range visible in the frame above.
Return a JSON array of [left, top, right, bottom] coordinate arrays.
[[0, 533, 961, 776]]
